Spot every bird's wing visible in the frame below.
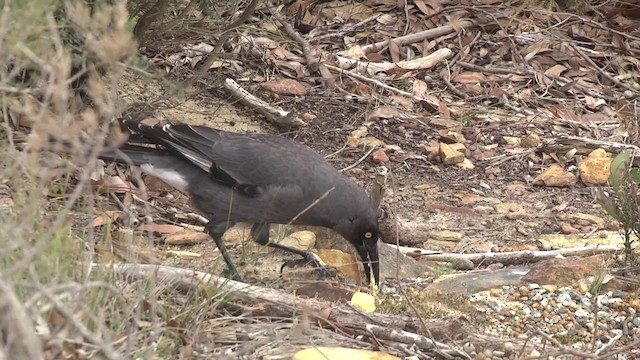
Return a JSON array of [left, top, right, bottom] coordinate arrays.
[[120, 119, 338, 198]]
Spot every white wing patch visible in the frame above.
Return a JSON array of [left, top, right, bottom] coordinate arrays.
[[140, 164, 188, 191]]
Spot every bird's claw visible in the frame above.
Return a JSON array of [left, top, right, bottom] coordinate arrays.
[[280, 257, 337, 279], [221, 268, 244, 282]]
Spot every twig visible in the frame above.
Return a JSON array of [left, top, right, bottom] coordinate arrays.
[[92, 263, 467, 339], [457, 61, 530, 76], [270, 6, 318, 75], [371, 166, 387, 212], [184, 0, 260, 87], [532, 329, 596, 359], [339, 145, 377, 172], [569, 43, 638, 94], [324, 64, 447, 114], [594, 331, 622, 356], [223, 78, 307, 128], [366, 324, 471, 359], [289, 188, 333, 224], [309, 15, 380, 44], [0, 275, 44, 360], [441, 74, 467, 99], [359, 19, 479, 53], [387, 243, 622, 266]]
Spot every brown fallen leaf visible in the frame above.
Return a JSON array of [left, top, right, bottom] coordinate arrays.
[[261, 79, 307, 96], [164, 229, 209, 245], [294, 347, 399, 360], [93, 176, 138, 194], [166, 250, 202, 258], [139, 223, 185, 235], [366, 106, 400, 121], [88, 211, 123, 228]]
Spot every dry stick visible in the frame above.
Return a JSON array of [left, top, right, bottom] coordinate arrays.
[[594, 331, 623, 356], [532, 329, 596, 359], [270, 6, 336, 88], [92, 263, 465, 342], [324, 64, 445, 114], [457, 61, 530, 76], [569, 43, 639, 94], [365, 324, 471, 359], [223, 78, 307, 127], [0, 276, 44, 360], [384, 170, 438, 349], [387, 243, 622, 266], [339, 145, 377, 172], [594, 339, 640, 359], [359, 19, 479, 53], [370, 166, 387, 212], [308, 14, 380, 44], [441, 73, 467, 99], [543, 134, 640, 157], [183, 0, 260, 88], [289, 188, 333, 224], [270, 7, 317, 74], [457, 60, 616, 102]]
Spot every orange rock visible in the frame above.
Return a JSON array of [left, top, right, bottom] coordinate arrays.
[[579, 148, 611, 186], [439, 143, 465, 164], [533, 164, 576, 187]]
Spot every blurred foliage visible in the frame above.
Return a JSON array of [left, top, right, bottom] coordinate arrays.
[[598, 151, 640, 264]]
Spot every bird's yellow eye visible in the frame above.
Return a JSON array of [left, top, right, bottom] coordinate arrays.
[[364, 231, 373, 239]]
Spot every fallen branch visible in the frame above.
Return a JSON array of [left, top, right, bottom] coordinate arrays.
[[336, 48, 453, 75], [223, 78, 307, 128], [357, 19, 479, 53], [366, 324, 471, 359], [324, 64, 456, 115], [386, 244, 622, 266], [542, 134, 640, 160], [92, 263, 469, 346]]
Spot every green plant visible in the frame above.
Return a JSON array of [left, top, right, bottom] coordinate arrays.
[[597, 151, 640, 264]]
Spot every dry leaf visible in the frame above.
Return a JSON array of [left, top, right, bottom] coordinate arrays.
[[165, 229, 209, 245], [294, 347, 399, 360], [93, 176, 137, 194], [545, 64, 568, 77], [166, 250, 202, 258], [88, 211, 123, 228], [344, 44, 365, 59], [389, 40, 400, 64], [139, 223, 185, 234], [412, 79, 428, 98], [438, 99, 450, 120], [366, 107, 400, 121]]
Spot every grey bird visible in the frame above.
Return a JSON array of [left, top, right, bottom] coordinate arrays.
[[100, 114, 380, 284]]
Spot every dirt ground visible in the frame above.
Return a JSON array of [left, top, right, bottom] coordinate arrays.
[[117, 70, 610, 282]]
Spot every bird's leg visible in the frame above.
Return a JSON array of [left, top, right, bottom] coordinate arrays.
[[250, 223, 336, 279], [206, 221, 243, 281]]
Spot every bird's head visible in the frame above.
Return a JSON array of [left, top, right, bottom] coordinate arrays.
[[334, 213, 380, 285]]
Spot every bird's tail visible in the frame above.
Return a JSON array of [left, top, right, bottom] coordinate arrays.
[[99, 144, 172, 167]]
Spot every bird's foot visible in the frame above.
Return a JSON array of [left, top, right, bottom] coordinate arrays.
[[280, 253, 337, 279], [220, 268, 244, 282]]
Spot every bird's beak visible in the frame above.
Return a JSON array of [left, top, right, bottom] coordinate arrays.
[[358, 242, 380, 285]]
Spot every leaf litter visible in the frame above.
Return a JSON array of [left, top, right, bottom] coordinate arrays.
[[78, 0, 640, 358]]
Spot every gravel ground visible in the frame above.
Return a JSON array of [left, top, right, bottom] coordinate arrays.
[[470, 283, 640, 352]]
